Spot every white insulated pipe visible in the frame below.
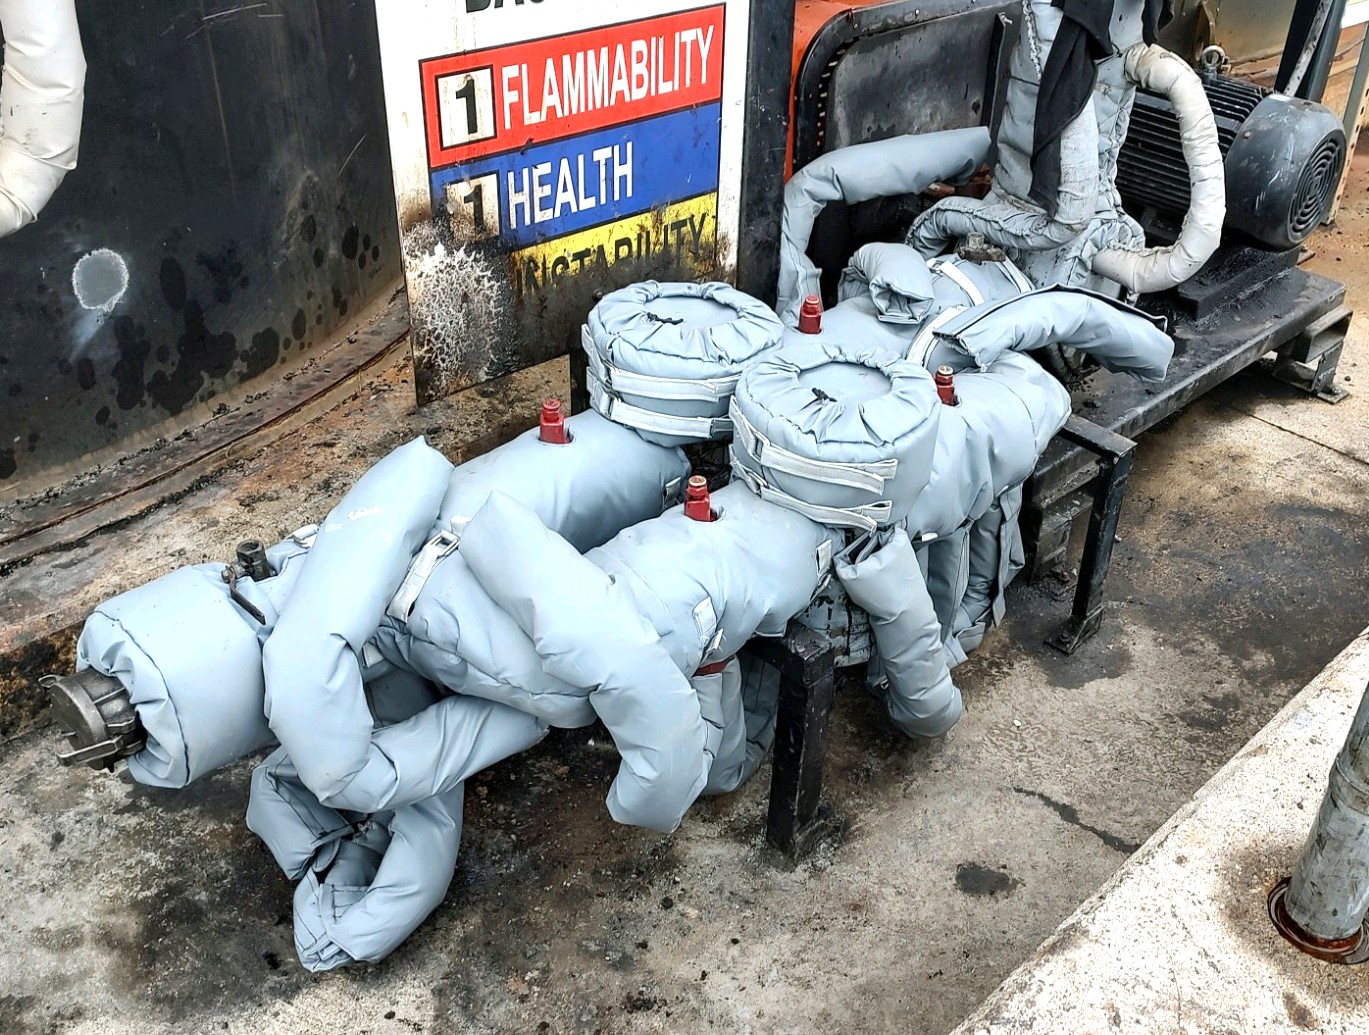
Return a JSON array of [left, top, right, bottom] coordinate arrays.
[[1092, 44, 1226, 293], [0, 0, 86, 237]]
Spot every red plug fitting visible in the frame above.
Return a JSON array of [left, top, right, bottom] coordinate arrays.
[[539, 397, 570, 443], [934, 365, 959, 407], [683, 475, 715, 522], [798, 295, 823, 334]]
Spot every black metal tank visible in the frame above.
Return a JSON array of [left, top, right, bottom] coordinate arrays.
[[0, 0, 401, 494]]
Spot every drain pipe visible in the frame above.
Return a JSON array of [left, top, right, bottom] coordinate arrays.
[[0, 0, 86, 237], [1270, 678, 1369, 964]]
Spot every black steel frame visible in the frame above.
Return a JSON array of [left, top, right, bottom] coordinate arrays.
[[1046, 416, 1137, 655]]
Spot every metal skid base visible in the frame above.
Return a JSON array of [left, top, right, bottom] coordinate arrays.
[[1025, 252, 1350, 597], [760, 252, 1350, 858]]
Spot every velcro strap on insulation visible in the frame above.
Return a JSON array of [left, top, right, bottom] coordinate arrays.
[[581, 326, 740, 403], [909, 305, 970, 367], [385, 529, 461, 621], [930, 257, 986, 304], [730, 462, 891, 533], [588, 372, 732, 441], [728, 399, 898, 494]]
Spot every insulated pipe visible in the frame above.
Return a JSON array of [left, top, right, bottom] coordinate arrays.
[[1092, 45, 1225, 293], [777, 128, 991, 327], [1281, 679, 1369, 947], [0, 0, 86, 236]]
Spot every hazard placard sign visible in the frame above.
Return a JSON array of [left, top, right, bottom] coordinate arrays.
[[375, 1, 753, 404]]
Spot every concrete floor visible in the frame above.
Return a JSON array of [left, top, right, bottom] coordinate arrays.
[[4, 170, 1369, 1033], [949, 631, 1369, 1035]]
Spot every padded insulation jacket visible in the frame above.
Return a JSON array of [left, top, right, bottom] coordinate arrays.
[[920, 287, 1173, 382], [76, 535, 312, 788], [955, 486, 1026, 650], [437, 409, 689, 551], [582, 281, 784, 446], [250, 748, 466, 972], [375, 409, 689, 728], [248, 694, 545, 971], [779, 129, 991, 326], [836, 532, 962, 738], [837, 245, 1032, 325], [457, 485, 837, 831], [458, 491, 709, 832], [264, 438, 455, 806], [730, 340, 941, 531]]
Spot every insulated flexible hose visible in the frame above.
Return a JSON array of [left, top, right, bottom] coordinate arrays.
[[0, 0, 86, 235]]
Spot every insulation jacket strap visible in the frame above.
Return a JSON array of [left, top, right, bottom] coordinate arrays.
[[730, 462, 890, 533], [909, 306, 970, 367], [998, 260, 1035, 293], [581, 328, 741, 403], [385, 529, 461, 622], [929, 258, 986, 304], [728, 399, 898, 494], [587, 372, 732, 440]]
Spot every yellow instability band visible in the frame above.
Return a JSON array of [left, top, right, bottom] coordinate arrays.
[[511, 192, 717, 296]]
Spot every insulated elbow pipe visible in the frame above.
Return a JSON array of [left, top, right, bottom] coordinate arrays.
[[0, 0, 86, 236], [1092, 45, 1225, 293]]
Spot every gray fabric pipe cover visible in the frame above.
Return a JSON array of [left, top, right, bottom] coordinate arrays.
[[264, 437, 454, 806], [730, 338, 942, 528], [837, 245, 1029, 324], [457, 484, 836, 829], [908, 3, 1099, 259], [836, 531, 963, 738], [906, 354, 1068, 636], [583, 281, 784, 447], [588, 482, 839, 656], [836, 242, 936, 324], [925, 287, 1173, 382], [955, 484, 1026, 650], [820, 294, 928, 359], [290, 787, 465, 971], [248, 694, 546, 970], [372, 555, 595, 730], [779, 128, 991, 326], [437, 408, 689, 551], [376, 408, 689, 729], [76, 537, 310, 788], [457, 491, 708, 832]]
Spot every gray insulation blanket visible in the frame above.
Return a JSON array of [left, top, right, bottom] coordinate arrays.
[[922, 287, 1173, 383], [373, 409, 690, 728], [908, 353, 1068, 656], [455, 486, 837, 832], [76, 533, 312, 788], [779, 128, 991, 326], [955, 485, 1025, 651], [837, 245, 1031, 324], [268, 417, 686, 811], [437, 408, 689, 551], [247, 689, 544, 971], [730, 338, 941, 531], [262, 437, 462, 808], [836, 531, 962, 738], [908, 2, 1099, 258], [821, 245, 1172, 383], [904, 351, 1070, 541], [583, 281, 784, 447]]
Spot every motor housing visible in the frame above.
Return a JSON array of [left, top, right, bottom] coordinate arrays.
[[1116, 73, 1345, 251]]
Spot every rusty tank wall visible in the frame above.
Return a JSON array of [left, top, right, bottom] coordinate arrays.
[[1161, 0, 1321, 64], [0, 0, 401, 494]]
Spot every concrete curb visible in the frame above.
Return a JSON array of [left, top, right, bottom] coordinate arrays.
[[949, 627, 1369, 1034]]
